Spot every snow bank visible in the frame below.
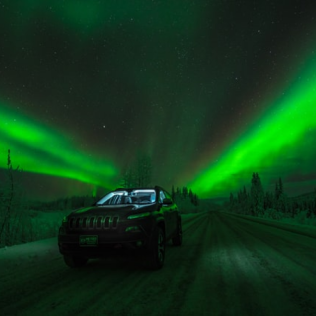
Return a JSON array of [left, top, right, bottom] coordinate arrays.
[[0, 237, 58, 272], [224, 212, 316, 239]]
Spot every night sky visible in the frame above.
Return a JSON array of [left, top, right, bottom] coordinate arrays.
[[1, 1, 316, 200]]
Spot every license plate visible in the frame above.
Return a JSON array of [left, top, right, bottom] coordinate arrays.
[[80, 235, 98, 246]]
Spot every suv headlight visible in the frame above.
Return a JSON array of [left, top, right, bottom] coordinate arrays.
[[127, 212, 150, 220]]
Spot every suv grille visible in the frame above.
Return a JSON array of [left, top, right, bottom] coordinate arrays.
[[68, 216, 119, 230]]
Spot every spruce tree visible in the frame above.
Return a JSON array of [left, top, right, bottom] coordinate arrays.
[[189, 189, 193, 204], [275, 177, 283, 200], [250, 172, 264, 216], [119, 153, 152, 188], [171, 185, 175, 200], [193, 193, 198, 206], [275, 182, 279, 200], [182, 186, 188, 199], [176, 187, 181, 198], [0, 150, 24, 246], [278, 177, 283, 196], [229, 192, 234, 206]]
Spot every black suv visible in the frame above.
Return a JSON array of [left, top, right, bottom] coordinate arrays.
[[58, 186, 182, 269]]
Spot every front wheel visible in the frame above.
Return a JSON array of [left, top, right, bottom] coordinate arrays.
[[147, 226, 165, 270], [172, 219, 182, 246], [63, 255, 88, 268]]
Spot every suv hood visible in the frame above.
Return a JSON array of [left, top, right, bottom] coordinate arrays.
[[70, 204, 154, 216]]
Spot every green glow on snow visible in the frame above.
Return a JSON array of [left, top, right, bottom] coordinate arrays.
[[0, 104, 118, 188], [188, 56, 316, 197]]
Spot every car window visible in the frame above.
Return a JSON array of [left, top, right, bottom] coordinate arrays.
[[159, 191, 166, 203], [97, 190, 156, 205]]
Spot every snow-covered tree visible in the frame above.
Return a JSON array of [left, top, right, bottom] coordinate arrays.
[[250, 172, 264, 216], [171, 185, 176, 200], [192, 193, 199, 206], [182, 186, 188, 199], [275, 177, 283, 201], [189, 188, 193, 201], [119, 153, 152, 188], [264, 191, 273, 210], [120, 165, 135, 188], [0, 149, 27, 247], [135, 153, 152, 187], [171, 185, 199, 208]]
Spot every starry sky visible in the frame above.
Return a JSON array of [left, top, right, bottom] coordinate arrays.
[[1, 0, 316, 200]]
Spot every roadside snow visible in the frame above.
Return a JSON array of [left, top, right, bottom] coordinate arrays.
[[224, 212, 316, 239], [0, 237, 58, 273]]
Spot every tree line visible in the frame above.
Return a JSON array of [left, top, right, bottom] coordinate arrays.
[[228, 172, 316, 220], [119, 154, 152, 188], [118, 154, 200, 207], [171, 185, 199, 207]]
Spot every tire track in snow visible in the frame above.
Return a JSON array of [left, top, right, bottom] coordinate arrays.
[[219, 213, 316, 316]]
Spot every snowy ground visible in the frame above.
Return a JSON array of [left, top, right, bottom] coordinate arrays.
[[1, 211, 316, 315], [223, 212, 316, 239]]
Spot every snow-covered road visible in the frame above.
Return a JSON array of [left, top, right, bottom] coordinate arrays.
[[1, 211, 316, 316]]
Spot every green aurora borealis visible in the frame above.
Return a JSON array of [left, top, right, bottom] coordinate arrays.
[[0, 1, 316, 199], [189, 56, 316, 196], [1, 103, 117, 188]]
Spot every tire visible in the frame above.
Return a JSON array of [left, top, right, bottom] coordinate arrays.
[[147, 226, 165, 270], [172, 219, 182, 246], [63, 255, 88, 268]]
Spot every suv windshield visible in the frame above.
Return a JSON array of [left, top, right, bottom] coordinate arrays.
[[96, 189, 156, 205]]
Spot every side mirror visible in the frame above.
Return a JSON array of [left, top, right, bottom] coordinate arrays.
[[162, 198, 173, 205]]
